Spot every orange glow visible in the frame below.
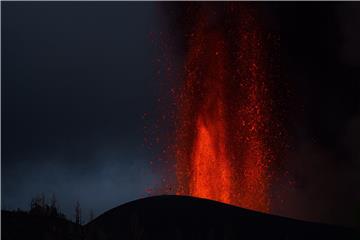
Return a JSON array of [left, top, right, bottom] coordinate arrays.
[[190, 98, 231, 204], [174, 5, 275, 213]]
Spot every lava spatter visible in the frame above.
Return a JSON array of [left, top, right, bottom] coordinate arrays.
[[174, 5, 276, 213]]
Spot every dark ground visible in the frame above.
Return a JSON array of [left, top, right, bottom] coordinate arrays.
[[2, 195, 359, 240], [2, 210, 82, 240]]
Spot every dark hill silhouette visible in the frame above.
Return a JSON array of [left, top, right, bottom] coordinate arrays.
[[84, 195, 359, 240], [2, 195, 359, 240]]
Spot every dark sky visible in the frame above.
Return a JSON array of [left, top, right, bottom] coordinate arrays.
[[269, 3, 360, 227], [2, 2, 166, 220], [2, 2, 360, 227]]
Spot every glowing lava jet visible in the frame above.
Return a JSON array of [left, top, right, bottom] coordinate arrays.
[[175, 5, 275, 213]]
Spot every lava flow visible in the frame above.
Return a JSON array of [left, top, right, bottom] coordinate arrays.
[[174, 5, 276, 213]]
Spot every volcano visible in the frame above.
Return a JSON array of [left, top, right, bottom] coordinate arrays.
[[84, 195, 358, 240]]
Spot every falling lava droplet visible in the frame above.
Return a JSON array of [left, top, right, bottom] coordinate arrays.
[[175, 4, 276, 213]]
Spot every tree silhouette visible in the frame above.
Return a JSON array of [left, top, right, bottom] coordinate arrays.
[[49, 193, 59, 217], [30, 193, 46, 215], [75, 201, 82, 225], [89, 209, 94, 222], [29, 193, 65, 219]]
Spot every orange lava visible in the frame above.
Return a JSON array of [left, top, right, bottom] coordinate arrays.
[[174, 4, 274, 213], [190, 64, 231, 203]]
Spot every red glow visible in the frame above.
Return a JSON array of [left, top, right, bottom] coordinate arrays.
[[175, 5, 274, 213]]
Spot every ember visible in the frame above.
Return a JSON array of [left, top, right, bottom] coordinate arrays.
[[174, 4, 275, 213]]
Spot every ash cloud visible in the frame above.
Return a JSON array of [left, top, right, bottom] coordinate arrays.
[[270, 3, 360, 227]]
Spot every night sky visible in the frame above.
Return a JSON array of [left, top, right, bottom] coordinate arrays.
[[2, 2, 166, 220], [2, 2, 360, 227]]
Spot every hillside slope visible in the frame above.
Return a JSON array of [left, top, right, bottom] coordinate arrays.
[[84, 195, 359, 240]]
